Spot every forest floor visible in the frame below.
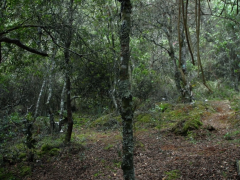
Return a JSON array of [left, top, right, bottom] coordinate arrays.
[[4, 100, 240, 180]]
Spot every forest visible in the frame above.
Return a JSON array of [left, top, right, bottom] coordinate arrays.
[[1, 0, 240, 179]]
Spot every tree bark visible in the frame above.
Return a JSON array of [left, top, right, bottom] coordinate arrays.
[[46, 48, 57, 134], [59, 81, 66, 131], [64, 60, 73, 142], [118, 0, 135, 179], [64, 0, 74, 143]]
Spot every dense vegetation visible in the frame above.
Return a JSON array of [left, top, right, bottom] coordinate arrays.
[[1, 0, 240, 179]]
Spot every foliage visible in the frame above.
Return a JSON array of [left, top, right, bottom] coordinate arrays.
[[224, 130, 240, 140], [0, 167, 16, 180]]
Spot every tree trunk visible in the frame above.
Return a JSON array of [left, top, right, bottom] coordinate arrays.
[[34, 79, 46, 119], [64, 65, 73, 142], [63, 0, 74, 143], [180, 31, 193, 102], [106, 5, 119, 112], [118, 1, 135, 179], [59, 81, 66, 131], [46, 48, 57, 134]]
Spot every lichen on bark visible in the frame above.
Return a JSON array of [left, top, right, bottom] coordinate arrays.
[[118, 0, 135, 179]]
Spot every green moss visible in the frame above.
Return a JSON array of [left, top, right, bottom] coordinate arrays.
[[135, 141, 145, 149], [0, 168, 15, 180], [113, 161, 121, 168], [159, 101, 215, 133], [49, 148, 60, 156], [39, 144, 60, 156], [37, 136, 63, 149], [134, 113, 159, 128], [18, 153, 26, 159], [72, 133, 87, 143], [155, 102, 172, 112], [164, 170, 181, 180], [172, 118, 202, 136], [104, 144, 113, 150], [136, 113, 152, 123], [20, 165, 31, 177], [72, 114, 91, 126], [41, 144, 52, 152], [91, 114, 121, 129]]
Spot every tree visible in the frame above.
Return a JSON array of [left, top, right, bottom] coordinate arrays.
[[0, 0, 48, 62], [118, 0, 135, 179]]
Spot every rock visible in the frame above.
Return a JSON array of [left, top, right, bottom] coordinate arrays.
[[171, 119, 203, 136]]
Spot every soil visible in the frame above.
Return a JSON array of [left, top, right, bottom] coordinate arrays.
[[11, 101, 240, 179]]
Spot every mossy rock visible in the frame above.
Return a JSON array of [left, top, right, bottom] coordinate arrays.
[[39, 144, 60, 157], [41, 144, 52, 152], [91, 114, 121, 129], [171, 118, 203, 136]]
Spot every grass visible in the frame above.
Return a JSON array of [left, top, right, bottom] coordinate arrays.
[[104, 144, 114, 150], [164, 170, 181, 180]]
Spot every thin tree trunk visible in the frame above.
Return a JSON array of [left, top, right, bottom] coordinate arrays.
[[106, 5, 118, 112], [167, 35, 181, 95], [46, 49, 57, 133], [180, 31, 193, 102], [34, 79, 46, 119], [118, 1, 135, 179], [46, 73, 55, 133], [59, 81, 66, 131], [64, 64, 73, 142]]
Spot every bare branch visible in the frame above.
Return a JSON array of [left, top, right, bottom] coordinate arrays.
[[0, 25, 47, 36], [0, 37, 48, 56], [42, 28, 103, 64], [71, 96, 80, 101]]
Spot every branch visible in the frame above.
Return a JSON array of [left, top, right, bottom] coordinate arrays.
[[0, 24, 68, 36], [0, 25, 47, 36], [0, 37, 48, 56], [1, 96, 23, 111], [1, 0, 7, 10], [71, 96, 80, 101], [43, 28, 103, 64], [202, 13, 240, 25]]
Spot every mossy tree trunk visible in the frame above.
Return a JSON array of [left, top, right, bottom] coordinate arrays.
[[118, 0, 135, 179], [64, 0, 74, 143], [177, 0, 193, 103]]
